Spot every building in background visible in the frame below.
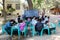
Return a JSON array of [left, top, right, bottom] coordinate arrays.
[[5, 0, 20, 15], [5, 0, 28, 16], [0, 0, 3, 16]]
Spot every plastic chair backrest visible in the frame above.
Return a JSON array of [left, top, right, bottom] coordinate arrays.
[[58, 20, 60, 23], [44, 24, 48, 28], [50, 23, 56, 28]]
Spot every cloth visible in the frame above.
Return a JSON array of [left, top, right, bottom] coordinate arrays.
[[15, 16, 23, 23], [44, 24, 48, 28], [17, 16, 21, 23], [5, 27, 11, 35], [49, 28, 55, 34], [31, 19, 37, 26], [4, 21, 11, 29], [26, 18, 31, 26], [45, 17, 48, 22], [41, 20, 46, 24], [14, 23, 19, 28], [35, 22, 44, 31], [19, 22, 25, 31], [3, 21, 12, 35]]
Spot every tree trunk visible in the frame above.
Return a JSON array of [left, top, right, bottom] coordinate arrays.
[[3, 0, 7, 22], [27, 0, 33, 10]]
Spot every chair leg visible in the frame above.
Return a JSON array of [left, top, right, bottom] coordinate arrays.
[[5, 30, 8, 35], [18, 30, 20, 37], [2, 29, 8, 35], [48, 29, 50, 35], [24, 32, 26, 37], [24, 30, 28, 37], [58, 23, 60, 27], [11, 29, 13, 37], [54, 30, 56, 33], [2, 28, 5, 34], [51, 28, 56, 34], [32, 30, 35, 37], [40, 30, 43, 36], [54, 28, 56, 34], [2, 29, 4, 34], [18, 30, 20, 40], [32, 32, 34, 37]]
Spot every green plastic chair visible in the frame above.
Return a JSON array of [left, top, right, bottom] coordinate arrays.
[[50, 23, 56, 34], [22, 25, 28, 37], [11, 23, 28, 37], [11, 24, 20, 37], [29, 24, 36, 37], [2, 25, 9, 34], [40, 25, 50, 36], [25, 22, 35, 37], [58, 20, 60, 27]]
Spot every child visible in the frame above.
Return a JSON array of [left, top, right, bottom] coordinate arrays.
[[31, 16, 38, 26], [4, 19, 15, 35], [35, 19, 44, 35], [41, 18, 45, 24], [19, 20, 26, 32], [18, 15, 21, 23], [44, 16, 48, 22], [26, 18, 31, 26]]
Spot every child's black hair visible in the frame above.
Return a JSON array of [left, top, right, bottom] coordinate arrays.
[[18, 15, 21, 17], [45, 21, 49, 24], [48, 16, 50, 19], [45, 16, 47, 18], [38, 18, 41, 22]]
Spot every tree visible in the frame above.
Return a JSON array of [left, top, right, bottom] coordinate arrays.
[[27, 0, 33, 9], [2, 0, 7, 22], [27, 0, 43, 9]]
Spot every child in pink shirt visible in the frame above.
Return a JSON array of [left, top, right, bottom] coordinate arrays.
[[19, 20, 26, 32]]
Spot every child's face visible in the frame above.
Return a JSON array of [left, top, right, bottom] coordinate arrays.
[[11, 21, 13, 23]]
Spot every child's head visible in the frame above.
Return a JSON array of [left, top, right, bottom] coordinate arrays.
[[18, 20, 23, 23], [10, 19, 14, 23], [41, 18, 45, 21], [48, 16, 50, 19], [36, 17, 39, 21], [17, 13, 19, 15], [45, 21, 49, 24], [38, 19, 41, 22], [10, 19, 16, 24], [45, 16, 47, 18], [27, 17, 31, 21], [18, 15, 21, 18]]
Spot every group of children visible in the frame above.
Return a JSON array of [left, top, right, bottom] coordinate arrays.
[[4, 15, 50, 35]]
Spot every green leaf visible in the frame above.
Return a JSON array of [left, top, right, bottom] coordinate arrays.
[[33, 0, 35, 3], [37, 0, 42, 6]]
